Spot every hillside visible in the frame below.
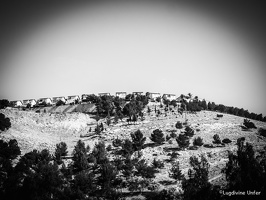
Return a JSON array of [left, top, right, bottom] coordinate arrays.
[[1, 105, 266, 191]]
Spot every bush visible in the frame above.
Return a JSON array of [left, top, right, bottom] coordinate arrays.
[[152, 158, 164, 169], [112, 137, 122, 147], [258, 128, 266, 137], [166, 135, 171, 141], [106, 144, 112, 151], [222, 138, 232, 144], [243, 119, 257, 129], [175, 121, 183, 129], [184, 126, 194, 137], [169, 161, 184, 181], [193, 137, 204, 146], [170, 132, 177, 138], [150, 129, 165, 145], [213, 134, 221, 144], [131, 129, 146, 151], [135, 159, 156, 179], [176, 134, 190, 149], [0, 113, 11, 131]]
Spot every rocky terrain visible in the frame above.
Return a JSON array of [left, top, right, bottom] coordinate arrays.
[[1, 104, 266, 191]]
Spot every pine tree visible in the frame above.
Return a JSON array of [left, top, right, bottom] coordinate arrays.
[[72, 140, 90, 172], [150, 129, 165, 145], [131, 129, 146, 151]]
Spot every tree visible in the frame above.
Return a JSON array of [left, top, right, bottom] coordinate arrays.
[[121, 139, 134, 158], [54, 142, 68, 164], [193, 137, 204, 146], [150, 129, 165, 145], [182, 155, 220, 200], [175, 121, 183, 129], [131, 129, 146, 151], [91, 141, 108, 165], [184, 126, 194, 137], [97, 162, 118, 197], [72, 140, 90, 172], [0, 99, 9, 109], [243, 119, 257, 129], [213, 134, 221, 144], [135, 159, 156, 179], [223, 140, 266, 194], [176, 134, 190, 149], [0, 113, 11, 131], [169, 161, 184, 181]]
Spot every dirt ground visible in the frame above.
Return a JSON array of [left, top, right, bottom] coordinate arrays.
[[1, 104, 266, 190]]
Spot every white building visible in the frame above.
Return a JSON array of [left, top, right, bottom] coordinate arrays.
[[116, 92, 127, 98], [10, 100, 23, 107], [162, 94, 176, 101], [66, 95, 80, 105], [52, 96, 67, 104], [37, 98, 53, 106], [22, 99, 37, 107], [148, 93, 161, 101]]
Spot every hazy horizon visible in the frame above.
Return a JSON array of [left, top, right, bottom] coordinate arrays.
[[0, 0, 266, 116]]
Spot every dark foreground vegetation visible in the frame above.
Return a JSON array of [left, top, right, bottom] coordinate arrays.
[[0, 133, 265, 200]]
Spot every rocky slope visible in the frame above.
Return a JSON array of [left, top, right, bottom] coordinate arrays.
[[1, 105, 266, 189]]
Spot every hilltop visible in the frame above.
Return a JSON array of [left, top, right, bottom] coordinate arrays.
[[1, 104, 266, 190]]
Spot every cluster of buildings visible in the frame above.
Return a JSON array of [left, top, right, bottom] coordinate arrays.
[[9, 92, 180, 108]]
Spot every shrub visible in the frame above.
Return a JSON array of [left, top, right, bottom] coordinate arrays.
[[170, 132, 177, 138], [112, 137, 122, 147], [106, 144, 112, 151], [184, 126, 194, 137], [131, 129, 146, 151], [0, 113, 11, 131], [166, 135, 171, 141], [243, 119, 257, 129], [258, 128, 266, 137], [222, 138, 232, 144], [152, 158, 164, 169], [213, 134, 221, 144], [176, 134, 190, 149], [193, 137, 204, 146], [175, 121, 183, 129], [150, 129, 165, 145], [169, 161, 184, 181], [135, 159, 156, 179]]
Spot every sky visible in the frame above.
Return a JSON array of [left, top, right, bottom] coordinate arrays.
[[0, 0, 266, 115]]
